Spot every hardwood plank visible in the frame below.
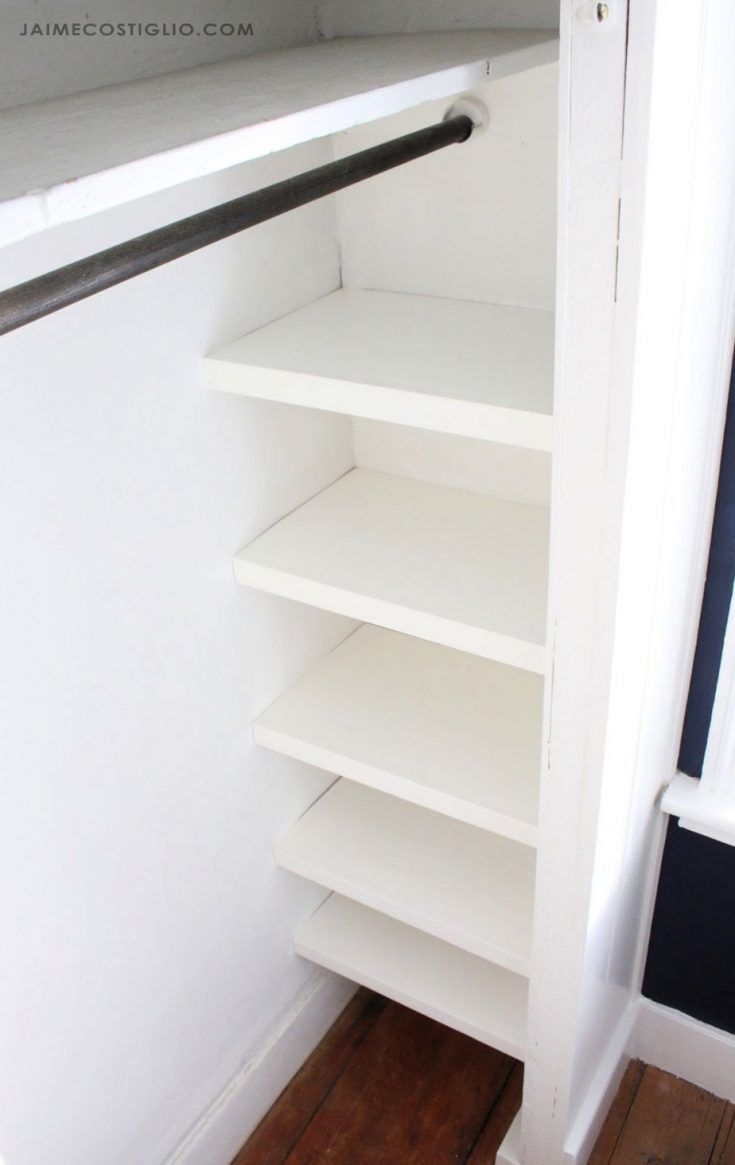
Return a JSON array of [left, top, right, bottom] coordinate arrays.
[[281, 1000, 514, 1165], [231, 989, 386, 1165], [586, 1059, 645, 1165], [711, 1106, 735, 1165], [608, 1065, 727, 1165], [464, 1061, 524, 1163]]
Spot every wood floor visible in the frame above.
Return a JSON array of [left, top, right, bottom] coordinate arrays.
[[232, 989, 735, 1165]]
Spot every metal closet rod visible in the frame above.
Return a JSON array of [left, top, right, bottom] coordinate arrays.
[[0, 113, 474, 337]]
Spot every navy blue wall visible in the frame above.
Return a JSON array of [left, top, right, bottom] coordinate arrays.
[[642, 355, 735, 1032]]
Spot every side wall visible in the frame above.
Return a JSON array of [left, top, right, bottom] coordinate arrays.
[[0, 142, 356, 1165], [334, 65, 557, 504], [521, 2, 631, 1159]]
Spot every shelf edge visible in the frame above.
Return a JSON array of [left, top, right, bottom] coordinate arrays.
[[206, 360, 554, 451], [275, 843, 533, 977], [233, 558, 548, 674], [254, 720, 540, 847]]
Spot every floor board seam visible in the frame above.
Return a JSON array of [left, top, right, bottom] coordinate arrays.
[[273, 992, 389, 1165], [460, 1061, 517, 1165], [706, 1102, 735, 1165], [597, 1060, 645, 1165]]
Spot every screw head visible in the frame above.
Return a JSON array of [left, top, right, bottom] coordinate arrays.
[[596, 2, 610, 19]]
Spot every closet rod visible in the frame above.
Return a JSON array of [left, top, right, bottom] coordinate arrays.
[[0, 113, 474, 337]]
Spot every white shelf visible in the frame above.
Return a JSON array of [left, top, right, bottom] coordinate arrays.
[[275, 779, 535, 974], [234, 469, 549, 673], [206, 289, 554, 449], [297, 894, 528, 1060], [0, 32, 557, 247], [255, 624, 542, 844]]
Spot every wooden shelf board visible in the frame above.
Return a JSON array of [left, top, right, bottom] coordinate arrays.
[[234, 469, 549, 673], [255, 624, 542, 845], [206, 289, 554, 449], [275, 779, 535, 975], [0, 32, 557, 246], [296, 894, 528, 1059]]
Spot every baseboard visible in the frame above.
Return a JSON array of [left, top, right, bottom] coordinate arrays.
[[631, 997, 735, 1103], [496, 1111, 522, 1165], [562, 1000, 638, 1165], [161, 971, 357, 1165], [496, 1002, 636, 1165]]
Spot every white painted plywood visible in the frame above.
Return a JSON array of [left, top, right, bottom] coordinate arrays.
[[206, 289, 554, 448], [335, 65, 559, 313], [233, 469, 549, 672], [296, 894, 528, 1060], [275, 779, 535, 974], [0, 32, 557, 246], [352, 421, 552, 508], [496, 1113, 523, 1165], [255, 624, 542, 844]]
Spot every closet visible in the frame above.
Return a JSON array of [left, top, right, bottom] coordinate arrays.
[[6, 7, 719, 1162]]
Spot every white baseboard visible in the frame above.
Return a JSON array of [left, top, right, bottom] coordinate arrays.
[[496, 1111, 522, 1165], [496, 1002, 636, 1165], [631, 997, 735, 1104], [161, 971, 357, 1165], [563, 1000, 638, 1165]]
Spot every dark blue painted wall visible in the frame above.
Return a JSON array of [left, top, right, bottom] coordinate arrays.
[[642, 354, 735, 1032]]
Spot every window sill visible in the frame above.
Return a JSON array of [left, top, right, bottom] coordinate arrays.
[[661, 773, 735, 847]]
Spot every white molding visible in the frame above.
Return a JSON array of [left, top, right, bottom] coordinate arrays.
[[496, 1111, 522, 1165], [160, 973, 356, 1165], [562, 1002, 638, 1165], [701, 584, 735, 800], [500, 1003, 637, 1165], [662, 772, 735, 847], [631, 998, 735, 1105]]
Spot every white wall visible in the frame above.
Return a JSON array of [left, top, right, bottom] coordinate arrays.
[[336, 67, 557, 508], [315, 0, 559, 36], [0, 141, 357, 1165], [335, 71, 557, 311], [0, 0, 317, 107]]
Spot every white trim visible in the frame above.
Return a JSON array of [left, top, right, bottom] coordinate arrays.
[[657, 0, 735, 850], [631, 998, 735, 1104], [662, 772, 735, 846], [562, 1002, 637, 1165], [502, 1005, 637, 1165], [160, 973, 356, 1165], [701, 583, 735, 800], [496, 1112, 522, 1165]]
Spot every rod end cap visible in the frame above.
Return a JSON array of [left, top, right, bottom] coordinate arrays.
[[443, 96, 489, 137]]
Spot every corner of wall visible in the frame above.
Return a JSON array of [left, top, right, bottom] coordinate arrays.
[[313, 1, 334, 41], [161, 971, 356, 1165]]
